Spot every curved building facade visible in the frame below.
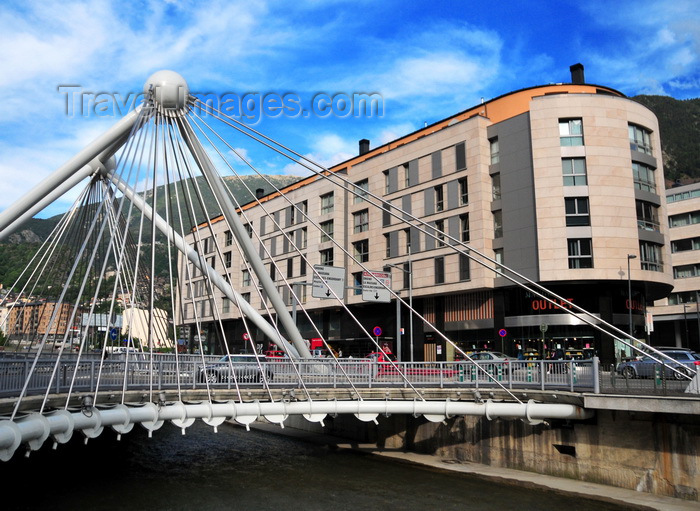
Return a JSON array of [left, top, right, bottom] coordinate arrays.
[[177, 66, 672, 364]]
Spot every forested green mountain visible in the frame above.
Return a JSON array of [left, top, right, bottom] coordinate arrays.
[[0, 174, 298, 288], [631, 95, 700, 184]]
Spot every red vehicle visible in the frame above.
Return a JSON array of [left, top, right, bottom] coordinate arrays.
[[264, 350, 286, 358]]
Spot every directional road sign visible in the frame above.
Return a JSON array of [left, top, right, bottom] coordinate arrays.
[[362, 271, 391, 303], [312, 265, 346, 299]]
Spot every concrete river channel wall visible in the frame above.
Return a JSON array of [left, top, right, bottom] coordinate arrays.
[[284, 405, 700, 503]]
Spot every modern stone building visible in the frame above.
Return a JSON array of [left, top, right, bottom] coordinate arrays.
[[177, 65, 673, 364], [649, 182, 700, 352]]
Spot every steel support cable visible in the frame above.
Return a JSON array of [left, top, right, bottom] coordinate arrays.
[[39, 181, 121, 413], [163, 116, 237, 402], [181, 115, 321, 386], [10, 181, 113, 420], [169, 116, 278, 400], [186, 113, 379, 398], [189, 108, 532, 397], [194, 100, 690, 380], [160, 120, 186, 399], [175, 114, 310, 360], [187, 112, 486, 398], [75, 108, 153, 406], [161, 119, 221, 400], [185, 113, 367, 389], [94, 111, 156, 402], [146, 108, 165, 402], [164, 115, 255, 402], [0, 191, 86, 352], [64, 116, 153, 409]]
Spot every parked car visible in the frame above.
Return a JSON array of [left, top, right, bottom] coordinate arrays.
[[464, 351, 512, 376], [616, 349, 700, 380], [198, 354, 273, 384]]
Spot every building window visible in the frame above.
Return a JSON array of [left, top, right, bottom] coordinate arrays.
[[559, 118, 583, 146], [636, 201, 660, 232], [353, 209, 369, 233], [629, 124, 653, 155], [459, 177, 468, 205], [632, 162, 656, 193], [434, 185, 444, 212], [489, 137, 499, 164], [639, 241, 663, 272], [492, 173, 501, 200], [224, 230, 233, 246], [383, 170, 390, 194], [565, 197, 590, 226], [320, 220, 334, 242], [385, 233, 391, 258], [673, 264, 700, 279], [403, 163, 411, 187], [669, 211, 700, 228], [241, 293, 250, 303], [300, 256, 307, 276], [354, 179, 369, 204], [300, 227, 308, 249], [567, 238, 593, 268], [298, 200, 308, 220], [269, 263, 276, 281], [320, 248, 334, 266], [287, 258, 294, 278], [459, 253, 470, 281], [435, 257, 445, 284], [672, 237, 700, 253], [352, 272, 363, 295], [435, 219, 445, 246], [494, 248, 504, 274], [222, 298, 231, 314], [493, 210, 503, 238], [402, 262, 410, 288], [244, 223, 253, 238], [668, 188, 700, 203], [668, 292, 700, 305], [224, 251, 232, 268], [404, 228, 412, 254], [353, 239, 369, 263], [242, 269, 251, 287], [562, 158, 587, 186], [456, 142, 467, 170], [460, 214, 470, 242], [320, 192, 334, 214]]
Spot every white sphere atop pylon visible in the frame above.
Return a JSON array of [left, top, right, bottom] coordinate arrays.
[[143, 70, 189, 110]]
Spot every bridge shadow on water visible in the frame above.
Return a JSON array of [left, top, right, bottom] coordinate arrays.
[[0, 420, 629, 511]]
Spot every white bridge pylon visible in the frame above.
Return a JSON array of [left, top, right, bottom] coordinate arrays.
[[0, 70, 691, 461]]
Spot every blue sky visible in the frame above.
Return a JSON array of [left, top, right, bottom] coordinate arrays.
[[1, 0, 699, 218]]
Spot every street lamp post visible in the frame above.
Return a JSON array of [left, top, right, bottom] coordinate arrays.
[[683, 304, 689, 347], [387, 252, 414, 362], [627, 254, 637, 339]]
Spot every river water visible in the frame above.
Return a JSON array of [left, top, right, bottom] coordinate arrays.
[[1, 420, 629, 510]]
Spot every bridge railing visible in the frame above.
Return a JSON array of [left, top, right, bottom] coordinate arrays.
[[0, 357, 605, 397], [3, 356, 696, 399]]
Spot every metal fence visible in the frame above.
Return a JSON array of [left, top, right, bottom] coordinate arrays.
[[1, 356, 697, 399]]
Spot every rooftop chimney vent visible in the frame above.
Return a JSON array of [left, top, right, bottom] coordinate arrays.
[[255, 188, 265, 199], [359, 139, 370, 155], [570, 63, 585, 84]]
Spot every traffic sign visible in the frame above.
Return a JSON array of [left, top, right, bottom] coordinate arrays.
[[242, 333, 249, 340], [362, 271, 391, 303], [498, 328, 507, 337], [109, 328, 118, 341], [373, 326, 382, 336], [312, 265, 346, 299]]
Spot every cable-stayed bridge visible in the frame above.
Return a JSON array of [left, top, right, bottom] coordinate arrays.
[[0, 71, 696, 463]]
